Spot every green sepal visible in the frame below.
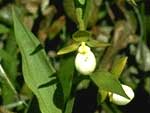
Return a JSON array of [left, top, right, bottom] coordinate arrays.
[[57, 42, 80, 55], [72, 30, 91, 42], [87, 39, 110, 48]]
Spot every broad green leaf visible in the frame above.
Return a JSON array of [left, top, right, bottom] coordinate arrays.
[[0, 24, 10, 33], [57, 42, 80, 55], [87, 39, 110, 48], [90, 71, 129, 99], [58, 56, 74, 103], [13, 9, 61, 113], [72, 30, 91, 42], [111, 56, 128, 79]]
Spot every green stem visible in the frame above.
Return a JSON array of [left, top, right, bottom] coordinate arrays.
[[76, 8, 85, 30], [133, 5, 144, 42]]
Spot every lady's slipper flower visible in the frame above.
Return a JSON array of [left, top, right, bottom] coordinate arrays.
[[75, 42, 96, 75], [109, 84, 134, 105]]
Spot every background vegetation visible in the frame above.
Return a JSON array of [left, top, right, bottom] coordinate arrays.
[[0, 0, 150, 113]]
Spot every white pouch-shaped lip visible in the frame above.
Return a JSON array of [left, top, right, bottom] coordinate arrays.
[[109, 84, 134, 105], [75, 42, 96, 75]]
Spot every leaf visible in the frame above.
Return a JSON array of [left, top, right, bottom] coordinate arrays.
[[63, 0, 77, 23], [144, 77, 150, 94], [90, 71, 129, 99], [127, 0, 137, 6], [57, 42, 80, 55], [83, 0, 99, 28], [4, 32, 18, 83], [72, 30, 91, 42], [0, 49, 11, 61], [136, 42, 150, 71], [78, 0, 85, 5], [0, 5, 13, 25], [13, 8, 61, 113], [58, 56, 74, 103], [0, 32, 18, 104], [76, 79, 90, 90], [87, 39, 110, 48], [48, 16, 66, 39], [0, 24, 10, 33], [111, 56, 128, 79], [120, 66, 139, 89]]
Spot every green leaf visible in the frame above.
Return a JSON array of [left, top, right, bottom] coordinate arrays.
[[78, 0, 85, 5], [0, 24, 10, 33], [83, 0, 99, 28], [0, 49, 11, 61], [48, 16, 66, 39], [76, 79, 90, 90], [0, 63, 18, 104], [87, 39, 110, 48], [111, 56, 128, 79], [63, 0, 77, 23], [3, 32, 18, 83], [90, 71, 129, 99], [144, 77, 150, 94], [72, 30, 91, 42], [136, 42, 150, 71], [12, 8, 61, 113], [0, 32, 18, 104], [57, 42, 80, 55], [0, 5, 13, 25], [58, 56, 74, 103], [127, 0, 137, 6]]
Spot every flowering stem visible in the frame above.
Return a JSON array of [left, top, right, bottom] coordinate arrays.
[[76, 8, 85, 30]]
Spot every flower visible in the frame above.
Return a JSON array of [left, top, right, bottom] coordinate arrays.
[[75, 42, 96, 75], [109, 84, 134, 105]]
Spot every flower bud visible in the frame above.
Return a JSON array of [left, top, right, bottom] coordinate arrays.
[[109, 84, 134, 105], [75, 43, 96, 75]]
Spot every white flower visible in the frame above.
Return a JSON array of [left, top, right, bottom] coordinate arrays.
[[109, 84, 134, 105], [75, 42, 96, 75]]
